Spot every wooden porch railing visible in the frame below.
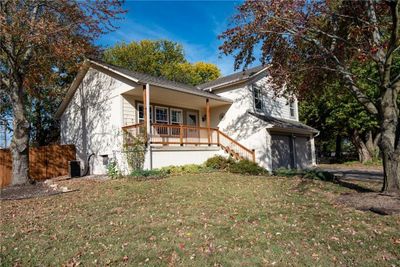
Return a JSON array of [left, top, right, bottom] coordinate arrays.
[[122, 123, 255, 162]]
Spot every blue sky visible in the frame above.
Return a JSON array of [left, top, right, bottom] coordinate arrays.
[[96, 1, 246, 75]]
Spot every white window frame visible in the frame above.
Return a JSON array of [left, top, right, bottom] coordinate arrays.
[[155, 106, 169, 124], [170, 108, 183, 125], [289, 101, 296, 118], [137, 103, 153, 123], [252, 84, 263, 112]]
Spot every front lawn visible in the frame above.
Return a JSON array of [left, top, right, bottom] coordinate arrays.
[[1, 174, 399, 266]]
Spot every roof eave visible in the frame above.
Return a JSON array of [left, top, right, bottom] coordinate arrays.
[[55, 60, 91, 118], [201, 66, 269, 92]]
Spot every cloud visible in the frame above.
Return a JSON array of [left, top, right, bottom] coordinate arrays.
[[97, 12, 238, 75]]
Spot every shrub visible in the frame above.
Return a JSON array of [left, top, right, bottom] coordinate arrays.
[[204, 155, 234, 170], [303, 169, 335, 181], [160, 164, 212, 175], [228, 159, 267, 175], [107, 161, 121, 179], [129, 169, 167, 179], [273, 168, 301, 177], [272, 168, 336, 182]]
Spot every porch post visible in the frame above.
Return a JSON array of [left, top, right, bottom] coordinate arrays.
[[206, 98, 211, 145], [142, 85, 147, 142], [145, 83, 151, 143]]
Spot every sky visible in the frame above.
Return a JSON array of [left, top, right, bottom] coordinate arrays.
[[96, 1, 248, 75]]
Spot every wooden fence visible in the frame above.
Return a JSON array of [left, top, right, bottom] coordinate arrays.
[[0, 144, 76, 187]]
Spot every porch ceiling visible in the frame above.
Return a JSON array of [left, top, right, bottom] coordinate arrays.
[[123, 85, 232, 109]]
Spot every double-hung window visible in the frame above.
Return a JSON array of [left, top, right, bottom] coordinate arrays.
[[137, 103, 153, 123], [253, 85, 263, 112], [289, 101, 296, 118], [155, 106, 169, 135], [155, 106, 169, 124], [170, 108, 183, 136]]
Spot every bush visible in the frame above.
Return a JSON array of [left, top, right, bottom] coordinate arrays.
[[160, 164, 212, 175], [129, 169, 167, 179], [303, 169, 335, 181], [204, 156, 234, 170], [273, 168, 301, 177], [107, 161, 121, 179], [228, 159, 267, 175], [272, 168, 336, 182]]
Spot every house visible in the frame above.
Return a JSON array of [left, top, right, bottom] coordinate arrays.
[[55, 59, 318, 175]]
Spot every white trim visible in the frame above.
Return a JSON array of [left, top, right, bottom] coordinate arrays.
[[252, 84, 263, 112], [137, 103, 153, 123], [145, 84, 151, 137], [186, 111, 199, 126], [170, 108, 183, 124], [155, 106, 169, 124], [89, 59, 140, 83], [289, 101, 296, 119]]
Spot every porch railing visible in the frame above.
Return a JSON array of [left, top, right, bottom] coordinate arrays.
[[122, 123, 255, 161]]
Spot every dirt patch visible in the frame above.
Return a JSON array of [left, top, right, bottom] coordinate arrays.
[[337, 192, 400, 215], [0, 181, 75, 201]]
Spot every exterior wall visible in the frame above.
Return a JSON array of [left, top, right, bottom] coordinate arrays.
[[213, 83, 272, 170], [60, 67, 137, 175], [121, 94, 201, 126], [252, 76, 299, 121], [213, 75, 309, 171], [144, 146, 223, 169]]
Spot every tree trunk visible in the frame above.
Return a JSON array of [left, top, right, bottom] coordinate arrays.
[[335, 134, 342, 162], [9, 85, 30, 186], [379, 88, 400, 195], [365, 131, 380, 160], [351, 130, 373, 163]]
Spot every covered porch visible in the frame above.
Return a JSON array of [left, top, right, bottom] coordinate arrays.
[[120, 83, 255, 161]]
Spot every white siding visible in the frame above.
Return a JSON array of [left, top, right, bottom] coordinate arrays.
[[60, 67, 134, 174], [213, 75, 303, 171], [122, 94, 136, 126], [253, 76, 299, 121]]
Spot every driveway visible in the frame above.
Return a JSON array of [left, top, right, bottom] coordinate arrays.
[[316, 164, 383, 181]]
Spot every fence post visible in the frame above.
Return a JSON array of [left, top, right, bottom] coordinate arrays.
[[180, 125, 183, 146]]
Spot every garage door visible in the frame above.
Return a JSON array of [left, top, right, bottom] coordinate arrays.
[[295, 137, 312, 169], [271, 135, 293, 169], [271, 134, 312, 169]]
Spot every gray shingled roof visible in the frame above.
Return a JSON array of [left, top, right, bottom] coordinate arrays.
[[249, 112, 319, 133], [197, 65, 267, 90], [89, 59, 229, 101]]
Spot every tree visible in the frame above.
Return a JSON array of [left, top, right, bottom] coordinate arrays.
[[103, 40, 221, 85], [300, 61, 383, 163], [300, 81, 380, 163], [0, 0, 125, 185], [161, 62, 221, 86], [103, 40, 186, 77], [219, 0, 400, 195]]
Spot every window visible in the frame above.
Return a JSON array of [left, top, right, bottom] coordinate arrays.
[[155, 106, 169, 124], [170, 108, 183, 124], [253, 85, 263, 111], [170, 108, 183, 136], [289, 101, 296, 118], [137, 103, 153, 123]]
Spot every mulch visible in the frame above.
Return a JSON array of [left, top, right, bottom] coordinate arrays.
[[336, 192, 400, 215], [0, 182, 75, 201]]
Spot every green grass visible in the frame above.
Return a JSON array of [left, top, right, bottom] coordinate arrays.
[[1, 174, 399, 266]]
